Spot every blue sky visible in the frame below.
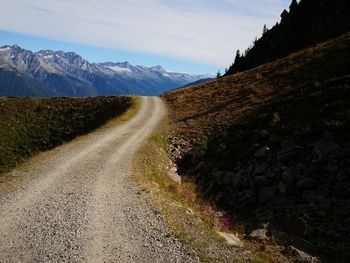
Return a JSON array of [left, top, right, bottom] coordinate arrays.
[[0, 0, 290, 75]]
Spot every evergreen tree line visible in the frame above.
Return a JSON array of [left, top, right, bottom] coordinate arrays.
[[225, 0, 350, 76]]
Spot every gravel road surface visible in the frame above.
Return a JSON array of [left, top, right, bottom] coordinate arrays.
[[0, 97, 199, 263]]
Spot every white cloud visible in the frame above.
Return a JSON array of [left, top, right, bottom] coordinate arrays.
[[0, 0, 288, 67]]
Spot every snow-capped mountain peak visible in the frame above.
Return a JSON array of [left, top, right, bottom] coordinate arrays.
[[0, 46, 12, 52], [150, 65, 167, 73], [107, 65, 132, 74]]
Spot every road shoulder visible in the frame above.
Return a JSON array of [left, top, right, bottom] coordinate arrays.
[[132, 99, 256, 263]]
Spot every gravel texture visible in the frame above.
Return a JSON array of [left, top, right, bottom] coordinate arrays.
[[0, 97, 200, 263]]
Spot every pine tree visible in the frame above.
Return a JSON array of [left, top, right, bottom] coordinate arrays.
[[289, 0, 298, 12], [263, 24, 268, 35], [234, 50, 241, 64]]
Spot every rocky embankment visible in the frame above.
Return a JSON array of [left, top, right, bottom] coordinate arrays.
[[169, 136, 350, 262], [209, 140, 349, 249]]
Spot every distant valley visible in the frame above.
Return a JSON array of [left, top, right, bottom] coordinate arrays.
[[0, 45, 211, 97]]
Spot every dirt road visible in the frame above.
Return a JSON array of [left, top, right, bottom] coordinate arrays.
[[0, 97, 199, 262]]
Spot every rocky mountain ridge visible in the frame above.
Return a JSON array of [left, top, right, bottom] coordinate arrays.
[[0, 45, 210, 97]]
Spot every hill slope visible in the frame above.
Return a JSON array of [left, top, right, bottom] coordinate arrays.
[[163, 33, 350, 261], [0, 96, 132, 173]]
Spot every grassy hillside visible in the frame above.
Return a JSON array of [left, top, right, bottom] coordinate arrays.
[[163, 33, 350, 261], [165, 33, 350, 144], [0, 96, 133, 173]]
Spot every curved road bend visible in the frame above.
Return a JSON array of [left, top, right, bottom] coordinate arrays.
[[0, 96, 199, 263]]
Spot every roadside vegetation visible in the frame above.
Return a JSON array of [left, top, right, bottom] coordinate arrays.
[[133, 109, 277, 263], [0, 96, 133, 174]]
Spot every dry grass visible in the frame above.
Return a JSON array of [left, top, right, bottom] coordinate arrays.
[[163, 32, 350, 146]]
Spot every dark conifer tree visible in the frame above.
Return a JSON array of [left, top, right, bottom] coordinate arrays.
[[289, 0, 298, 13], [263, 24, 268, 35], [234, 50, 240, 64], [225, 0, 350, 76]]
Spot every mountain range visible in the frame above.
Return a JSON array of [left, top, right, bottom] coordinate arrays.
[[0, 45, 211, 97]]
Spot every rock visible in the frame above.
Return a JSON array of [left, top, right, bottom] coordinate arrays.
[[213, 169, 224, 176], [274, 217, 307, 237], [302, 190, 314, 202], [296, 178, 318, 189], [281, 139, 295, 149], [282, 170, 297, 186], [246, 164, 254, 175], [249, 229, 270, 241], [217, 231, 244, 247], [156, 240, 164, 248], [285, 246, 320, 263], [193, 161, 204, 171], [346, 166, 350, 176], [215, 191, 225, 202], [333, 182, 348, 191], [186, 208, 194, 215], [258, 222, 269, 229], [241, 177, 249, 187], [314, 141, 340, 157], [278, 182, 291, 194], [342, 188, 350, 198], [336, 170, 347, 181], [231, 174, 242, 188], [167, 165, 182, 185], [317, 198, 332, 211], [332, 201, 350, 218], [254, 146, 272, 158], [272, 197, 295, 209], [254, 176, 269, 186], [277, 146, 304, 166], [305, 165, 322, 179], [169, 166, 177, 173], [257, 222, 269, 229], [259, 187, 275, 203], [243, 190, 255, 200], [235, 161, 243, 169], [212, 170, 225, 178], [289, 235, 319, 256], [325, 162, 338, 173], [213, 170, 225, 185], [255, 210, 274, 223], [266, 170, 276, 178], [223, 172, 234, 185], [253, 162, 269, 175]]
